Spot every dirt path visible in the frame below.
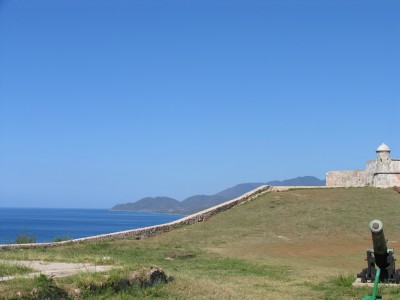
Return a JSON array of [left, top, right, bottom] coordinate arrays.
[[0, 260, 114, 282]]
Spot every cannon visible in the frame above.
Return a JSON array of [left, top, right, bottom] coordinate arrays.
[[357, 220, 400, 283]]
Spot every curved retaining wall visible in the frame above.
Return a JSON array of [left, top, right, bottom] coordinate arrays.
[[0, 185, 270, 250]]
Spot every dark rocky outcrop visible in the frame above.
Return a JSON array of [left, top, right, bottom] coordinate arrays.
[[129, 267, 171, 288]]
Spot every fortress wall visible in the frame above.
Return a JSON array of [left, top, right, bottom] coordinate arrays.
[[326, 170, 368, 187], [391, 160, 400, 172], [0, 185, 270, 250], [365, 160, 376, 173], [373, 173, 400, 188], [326, 144, 400, 188]]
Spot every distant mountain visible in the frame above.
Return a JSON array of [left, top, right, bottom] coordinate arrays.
[[266, 176, 326, 186], [111, 197, 185, 214], [180, 182, 265, 214], [111, 176, 325, 214]]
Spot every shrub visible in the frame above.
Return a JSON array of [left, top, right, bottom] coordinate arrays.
[[14, 232, 36, 244], [34, 274, 67, 299]]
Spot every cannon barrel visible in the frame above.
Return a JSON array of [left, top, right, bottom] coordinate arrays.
[[369, 219, 389, 269], [357, 219, 400, 283]]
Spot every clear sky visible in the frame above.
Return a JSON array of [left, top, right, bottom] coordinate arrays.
[[0, 0, 399, 208]]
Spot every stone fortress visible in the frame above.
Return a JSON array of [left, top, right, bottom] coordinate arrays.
[[326, 143, 400, 187]]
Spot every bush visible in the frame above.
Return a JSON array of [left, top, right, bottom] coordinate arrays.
[[15, 232, 36, 244], [34, 274, 67, 299]]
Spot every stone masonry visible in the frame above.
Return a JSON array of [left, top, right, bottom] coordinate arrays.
[[326, 143, 400, 188]]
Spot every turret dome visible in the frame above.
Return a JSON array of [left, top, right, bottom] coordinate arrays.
[[377, 143, 390, 152]]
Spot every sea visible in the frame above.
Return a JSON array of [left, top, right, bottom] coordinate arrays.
[[0, 208, 185, 244]]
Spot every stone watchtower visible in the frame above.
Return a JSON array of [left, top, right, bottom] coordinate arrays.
[[326, 143, 400, 188], [376, 143, 391, 172]]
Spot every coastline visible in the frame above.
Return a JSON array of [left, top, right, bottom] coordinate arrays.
[[109, 209, 188, 216], [0, 185, 270, 249], [0, 209, 184, 245]]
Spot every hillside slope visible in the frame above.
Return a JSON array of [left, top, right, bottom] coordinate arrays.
[[4, 187, 400, 299]]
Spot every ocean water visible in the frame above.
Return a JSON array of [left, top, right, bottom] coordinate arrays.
[[0, 208, 184, 244]]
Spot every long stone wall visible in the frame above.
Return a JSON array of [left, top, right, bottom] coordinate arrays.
[[326, 170, 368, 187], [0, 185, 270, 250], [374, 173, 400, 188], [326, 170, 400, 188]]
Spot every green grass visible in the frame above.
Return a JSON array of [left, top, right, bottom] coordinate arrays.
[[0, 262, 34, 277], [1, 187, 400, 299]]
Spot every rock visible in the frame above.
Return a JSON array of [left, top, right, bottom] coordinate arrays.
[[128, 272, 143, 288], [115, 279, 130, 290], [145, 267, 168, 287], [128, 267, 168, 288]]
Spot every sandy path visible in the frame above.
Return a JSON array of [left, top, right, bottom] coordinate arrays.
[[0, 260, 114, 282]]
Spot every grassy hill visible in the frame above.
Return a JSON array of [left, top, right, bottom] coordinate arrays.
[[2, 187, 400, 299]]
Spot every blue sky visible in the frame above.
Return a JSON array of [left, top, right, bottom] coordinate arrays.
[[0, 0, 399, 208]]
